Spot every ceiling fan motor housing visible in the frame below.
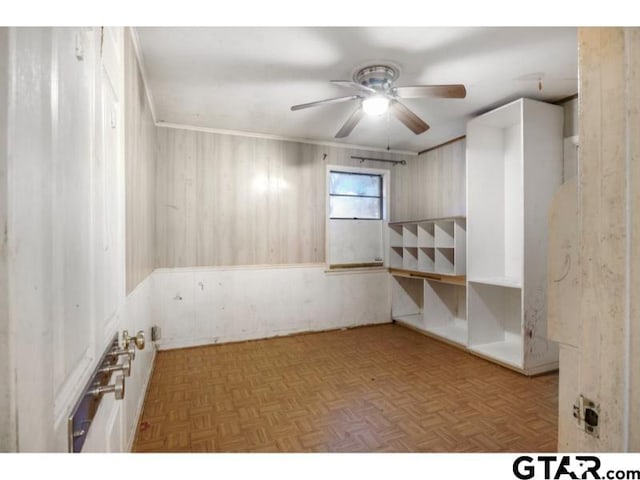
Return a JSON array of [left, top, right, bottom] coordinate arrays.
[[353, 65, 398, 92]]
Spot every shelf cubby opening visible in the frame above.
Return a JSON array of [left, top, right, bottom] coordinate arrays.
[[417, 222, 435, 247], [435, 247, 455, 275], [402, 223, 418, 247], [389, 246, 403, 269], [467, 281, 523, 368], [466, 115, 523, 283], [418, 247, 435, 273], [423, 281, 467, 346], [435, 220, 455, 248], [403, 247, 418, 271], [391, 275, 424, 330], [389, 224, 403, 248]]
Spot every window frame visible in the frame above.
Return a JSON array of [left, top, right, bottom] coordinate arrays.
[[325, 164, 390, 269], [328, 170, 384, 220]]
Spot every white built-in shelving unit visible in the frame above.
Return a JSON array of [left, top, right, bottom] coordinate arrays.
[[389, 216, 467, 347], [466, 97, 563, 375], [389, 98, 563, 376]]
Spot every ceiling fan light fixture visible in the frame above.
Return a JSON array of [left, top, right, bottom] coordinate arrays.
[[362, 96, 389, 116], [290, 63, 465, 137]]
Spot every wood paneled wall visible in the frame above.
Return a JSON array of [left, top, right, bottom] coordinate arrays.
[[0, 26, 15, 452], [125, 31, 156, 293], [557, 27, 640, 451], [393, 139, 466, 222], [156, 127, 466, 268]]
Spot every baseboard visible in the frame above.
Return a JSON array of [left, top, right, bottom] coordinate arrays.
[[156, 320, 391, 352]]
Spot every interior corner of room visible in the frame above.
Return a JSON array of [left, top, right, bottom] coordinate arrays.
[[1, 26, 638, 454]]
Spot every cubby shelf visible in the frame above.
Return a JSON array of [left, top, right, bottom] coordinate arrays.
[[388, 217, 466, 276], [390, 217, 467, 349], [391, 273, 467, 347]]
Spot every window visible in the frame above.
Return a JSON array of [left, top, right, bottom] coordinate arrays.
[[326, 166, 388, 267], [329, 171, 383, 220]]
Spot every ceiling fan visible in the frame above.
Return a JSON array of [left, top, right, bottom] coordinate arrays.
[[290, 64, 467, 138]]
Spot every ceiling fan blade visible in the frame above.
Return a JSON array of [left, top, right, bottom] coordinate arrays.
[[335, 105, 364, 138], [330, 80, 377, 94], [390, 100, 430, 135], [291, 95, 361, 111], [392, 84, 467, 99]]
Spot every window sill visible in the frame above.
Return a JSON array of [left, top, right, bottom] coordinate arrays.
[[324, 263, 387, 275]]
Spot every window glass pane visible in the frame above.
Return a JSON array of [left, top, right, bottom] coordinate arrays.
[[329, 172, 381, 197], [329, 196, 381, 219]]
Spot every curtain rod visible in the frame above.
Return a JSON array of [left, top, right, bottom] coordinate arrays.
[[350, 156, 407, 166]]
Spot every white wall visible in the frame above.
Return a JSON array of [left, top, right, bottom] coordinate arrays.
[[152, 265, 391, 350]]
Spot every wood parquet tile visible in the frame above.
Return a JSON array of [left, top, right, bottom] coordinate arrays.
[[132, 323, 558, 453]]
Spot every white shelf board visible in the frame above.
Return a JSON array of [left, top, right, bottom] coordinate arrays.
[[469, 334, 523, 368], [393, 313, 423, 329], [425, 319, 467, 346], [468, 276, 522, 289]]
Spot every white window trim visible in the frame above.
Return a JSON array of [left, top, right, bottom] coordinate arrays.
[[325, 164, 390, 269]]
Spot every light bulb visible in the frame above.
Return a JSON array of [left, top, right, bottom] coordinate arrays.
[[362, 96, 389, 116]]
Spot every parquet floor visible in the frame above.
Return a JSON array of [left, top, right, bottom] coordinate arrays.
[[132, 324, 558, 452]]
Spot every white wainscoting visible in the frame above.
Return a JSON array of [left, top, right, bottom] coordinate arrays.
[[151, 264, 391, 350]]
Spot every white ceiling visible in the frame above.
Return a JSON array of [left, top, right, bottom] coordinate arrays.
[[135, 27, 578, 153]]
